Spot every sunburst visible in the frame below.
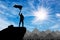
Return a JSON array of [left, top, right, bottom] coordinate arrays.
[[33, 6, 50, 23]]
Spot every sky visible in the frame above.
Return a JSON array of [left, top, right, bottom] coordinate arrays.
[[0, 0, 60, 31]]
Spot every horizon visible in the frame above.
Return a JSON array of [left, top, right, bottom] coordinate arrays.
[[0, 0, 60, 31]]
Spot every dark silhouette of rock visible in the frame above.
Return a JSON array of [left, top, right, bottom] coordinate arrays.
[[0, 25, 26, 40]]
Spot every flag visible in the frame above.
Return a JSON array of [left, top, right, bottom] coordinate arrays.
[[14, 4, 23, 10]]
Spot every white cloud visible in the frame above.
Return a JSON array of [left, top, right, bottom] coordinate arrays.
[[50, 24, 59, 29], [27, 0, 35, 10], [49, 24, 60, 31], [0, 18, 17, 31], [0, 19, 10, 30], [0, 4, 15, 17], [0, 4, 7, 9], [0, 2, 18, 17], [0, 2, 18, 31], [0, 10, 16, 18], [56, 13, 60, 18], [24, 13, 33, 17], [10, 9, 19, 16]]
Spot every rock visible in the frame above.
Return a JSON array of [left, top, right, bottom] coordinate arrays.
[[0, 25, 26, 40]]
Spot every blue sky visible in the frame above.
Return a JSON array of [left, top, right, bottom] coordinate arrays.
[[0, 0, 60, 31]]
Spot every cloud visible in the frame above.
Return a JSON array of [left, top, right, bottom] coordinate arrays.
[[50, 24, 59, 29], [0, 4, 8, 9], [49, 24, 60, 31], [0, 18, 10, 30], [25, 25, 35, 32], [0, 10, 4, 14], [0, 4, 18, 18], [0, 1, 18, 31], [0, 4, 15, 17], [0, 1, 18, 17], [56, 13, 60, 18], [27, 0, 35, 10], [0, 10, 15, 18], [0, 17, 17, 31]]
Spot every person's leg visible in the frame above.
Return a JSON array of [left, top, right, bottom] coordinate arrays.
[[19, 20, 21, 27], [22, 20, 24, 27]]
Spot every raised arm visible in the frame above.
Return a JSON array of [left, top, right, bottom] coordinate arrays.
[[19, 11, 20, 16]]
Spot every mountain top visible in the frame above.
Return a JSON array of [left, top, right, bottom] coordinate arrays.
[[24, 28, 60, 38], [45, 29, 51, 34]]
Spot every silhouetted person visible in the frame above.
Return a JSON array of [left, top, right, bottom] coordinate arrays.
[[19, 13, 24, 27]]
